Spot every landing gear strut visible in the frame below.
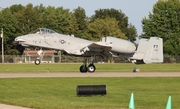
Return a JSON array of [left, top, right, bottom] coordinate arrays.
[[79, 57, 96, 73], [35, 49, 43, 65]]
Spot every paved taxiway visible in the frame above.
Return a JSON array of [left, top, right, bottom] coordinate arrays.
[[1, 72, 180, 109], [0, 72, 180, 78], [0, 104, 31, 109]]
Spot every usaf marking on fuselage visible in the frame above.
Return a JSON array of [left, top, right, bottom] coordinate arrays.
[[14, 28, 163, 73]]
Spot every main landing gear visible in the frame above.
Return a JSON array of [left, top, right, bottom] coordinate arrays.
[[80, 57, 96, 73], [35, 49, 43, 65]]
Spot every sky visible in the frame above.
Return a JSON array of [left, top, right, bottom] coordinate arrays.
[[0, 0, 158, 37]]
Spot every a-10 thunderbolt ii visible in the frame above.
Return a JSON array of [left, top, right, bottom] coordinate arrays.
[[14, 28, 163, 73]]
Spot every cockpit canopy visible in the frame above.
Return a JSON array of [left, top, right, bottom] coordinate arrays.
[[30, 28, 56, 34]]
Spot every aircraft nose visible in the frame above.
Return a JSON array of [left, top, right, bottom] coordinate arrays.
[[15, 37, 25, 42], [14, 36, 26, 44]]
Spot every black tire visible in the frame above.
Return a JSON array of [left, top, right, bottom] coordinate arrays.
[[35, 59, 41, 65], [88, 64, 96, 73], [80, 65, 87, 73]]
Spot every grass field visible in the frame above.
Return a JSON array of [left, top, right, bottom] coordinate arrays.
[[0, 63, 180, 109], [0, 63, 180, 73], [0, 77, 180, 109]]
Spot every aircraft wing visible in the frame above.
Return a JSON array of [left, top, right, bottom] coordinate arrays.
[[81, 42, 112, 58]]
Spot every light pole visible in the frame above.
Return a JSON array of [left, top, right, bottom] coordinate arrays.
[[1, 28, 4, 63]]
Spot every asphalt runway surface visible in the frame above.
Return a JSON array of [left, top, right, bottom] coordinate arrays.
[[0, 72, 180, 78], [1, 72, 180, 109]]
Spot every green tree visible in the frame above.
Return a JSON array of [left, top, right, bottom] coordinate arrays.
[[88, 17, 127, 41], [68, 14, 79, 35], [14, 3, 43, 35], [0, 4, 72, 55], [9, 4, 24, 14], [69, 7, 90, 39], [34, 4, 46, 27], [140, 0, 180, 55], [91, 8, 137, 42], [43, 6, 71, 34], [126, 24, 137, 42], [0, 8, 20, 55]]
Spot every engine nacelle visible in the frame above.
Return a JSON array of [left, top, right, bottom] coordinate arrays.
[[101, 37, 136, 54]]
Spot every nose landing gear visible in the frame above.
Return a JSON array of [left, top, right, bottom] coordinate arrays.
[[35, 49, 44, 65]]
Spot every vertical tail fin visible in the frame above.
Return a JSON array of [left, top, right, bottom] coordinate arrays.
[[136, 37, 163, 64]]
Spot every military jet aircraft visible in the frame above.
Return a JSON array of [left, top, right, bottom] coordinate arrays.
[[14, 28, 163, 73]]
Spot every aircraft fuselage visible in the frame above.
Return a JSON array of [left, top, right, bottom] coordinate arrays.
[[14, 28, 163, 73]]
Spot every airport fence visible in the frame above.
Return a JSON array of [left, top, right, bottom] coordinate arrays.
[[0, 55, 179, 63]]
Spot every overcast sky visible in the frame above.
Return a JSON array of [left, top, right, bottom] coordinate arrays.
[[0, 0, 158, 36]]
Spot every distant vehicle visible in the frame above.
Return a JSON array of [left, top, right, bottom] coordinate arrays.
[[14, 28, 163, 73]]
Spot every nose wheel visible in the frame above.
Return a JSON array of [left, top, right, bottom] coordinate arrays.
[[35, 59, 41, 65]]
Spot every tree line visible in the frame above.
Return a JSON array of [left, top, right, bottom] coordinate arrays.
[[140, 0, 180, 56], [1, 0, 180, 56], [0, 3, 137, 55]]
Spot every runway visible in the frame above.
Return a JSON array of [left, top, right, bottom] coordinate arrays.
[[0, 72, 180, 78]]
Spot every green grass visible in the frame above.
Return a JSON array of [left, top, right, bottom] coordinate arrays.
[[0, 63, 180, 109], [0, 63, 180, 73], [0, 77, 179, 109]]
